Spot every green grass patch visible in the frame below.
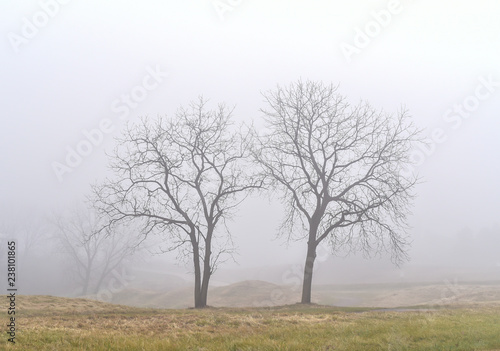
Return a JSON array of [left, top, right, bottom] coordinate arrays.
[[1, 296, 500, 350]]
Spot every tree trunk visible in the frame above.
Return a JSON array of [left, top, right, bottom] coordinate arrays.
[[93, 261, 111, 294], [301, 240, 317, 304], [82, 266, 91, 296], [301, 212, 323, 304], [192, 241, 204, 308], [200, 267, 210, 307], [200, 243, 212, 308], [82, 251, 93, 296]]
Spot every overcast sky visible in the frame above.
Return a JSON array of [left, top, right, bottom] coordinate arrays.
[[1, 1, 499, 277]]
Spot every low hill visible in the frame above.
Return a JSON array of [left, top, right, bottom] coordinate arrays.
[[209, 280, 300, 307], [85, 279, 500, 309], [97, 280, 299, 308]]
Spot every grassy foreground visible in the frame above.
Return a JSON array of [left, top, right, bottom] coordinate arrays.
[[2, 295, 500, 350]]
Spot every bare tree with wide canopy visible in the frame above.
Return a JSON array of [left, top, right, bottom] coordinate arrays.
[[93, 98, 260, 308], [254, 80, 421, 304]]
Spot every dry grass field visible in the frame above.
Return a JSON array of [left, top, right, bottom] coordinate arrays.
[[1, 294, 500, 350]]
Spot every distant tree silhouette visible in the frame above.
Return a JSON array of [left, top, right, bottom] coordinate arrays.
[[52, 207, 139, 296]]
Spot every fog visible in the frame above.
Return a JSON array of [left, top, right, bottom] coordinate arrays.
[[1, 1, 499, 303]]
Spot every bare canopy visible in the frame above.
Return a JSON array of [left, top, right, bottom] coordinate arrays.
[[93, 98, 260, 308], [254, 80, 421, 304]]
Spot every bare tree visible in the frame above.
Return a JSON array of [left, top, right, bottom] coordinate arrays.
[[254, 80, 421, 304], [52, 207, 139, 296], [92, 98, 260, 308]]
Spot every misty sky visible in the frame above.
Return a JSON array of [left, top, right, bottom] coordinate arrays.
[[1, 1, 499, 277]]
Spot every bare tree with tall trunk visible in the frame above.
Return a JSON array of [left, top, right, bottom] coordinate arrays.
[[93, 98, 260, 308], [254, 80, 421, 304]]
